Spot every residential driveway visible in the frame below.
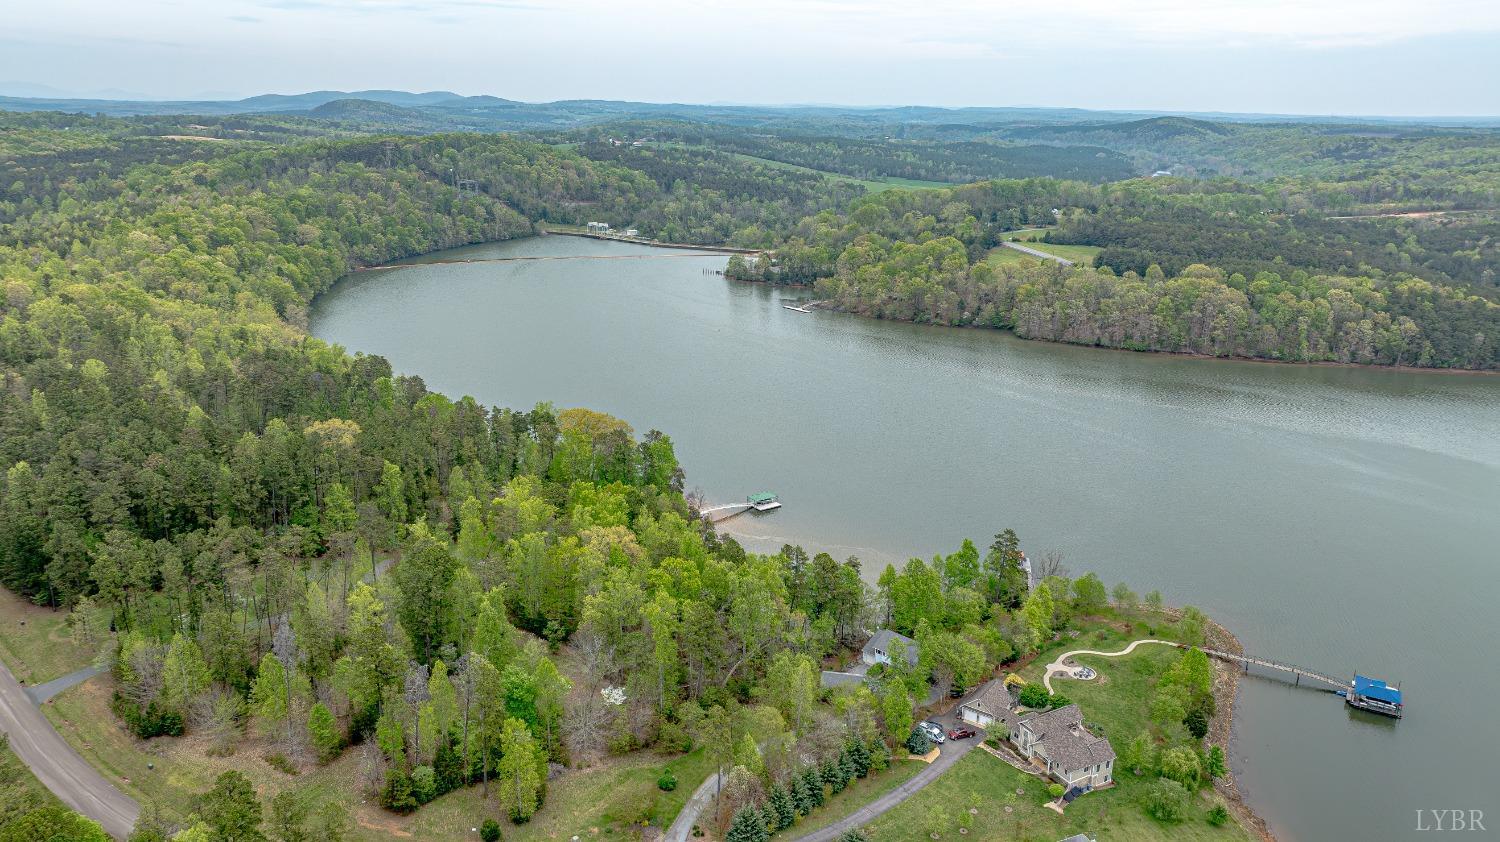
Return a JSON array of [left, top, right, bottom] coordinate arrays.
[[0, 658, 139, 839], [788, 730, 979, 842], [665, 769, 725, 842]]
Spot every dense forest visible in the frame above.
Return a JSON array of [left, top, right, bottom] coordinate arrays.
[[728, 175, 1500, 368], [564, 121, 1136, 184]]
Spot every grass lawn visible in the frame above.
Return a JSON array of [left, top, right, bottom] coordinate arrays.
[[1, 736, 65, 828], [1024, 242, 1102, 266], [861, 750, 1245, 842], [0, 587, 95, 684], [772, 759, 926, 839]]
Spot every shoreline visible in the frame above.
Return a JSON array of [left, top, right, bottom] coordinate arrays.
[[727, 275, 1497, 376], [1164, 606, 1277, 841]]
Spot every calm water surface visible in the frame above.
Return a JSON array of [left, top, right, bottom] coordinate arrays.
[[311, 236, 1500, 840]]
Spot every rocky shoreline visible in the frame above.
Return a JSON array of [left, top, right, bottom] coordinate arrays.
[[1201, 614, 1276, 841]]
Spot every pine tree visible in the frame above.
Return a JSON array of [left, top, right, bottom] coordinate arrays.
[[802, 767, 825, 808], [836, 752, 856, 791], [767, 784, 796, 830], [724, 805, 769, 842], [307, 702, 342, 763], [821, 758, 845, 794], [848, 739, 871, 778], [791, 773, 815, 816]]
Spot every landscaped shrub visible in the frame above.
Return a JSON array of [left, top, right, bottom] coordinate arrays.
[[657, 771, 678, 791], [480, 818, 502, 841], [905, 728, 934, 755], [1047, 783, 1065, 799], [1017, 683, 1049, 708]]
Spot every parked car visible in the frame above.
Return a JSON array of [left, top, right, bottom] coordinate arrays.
[[920, 721, 947, 743], [947, 727, 976, 740]]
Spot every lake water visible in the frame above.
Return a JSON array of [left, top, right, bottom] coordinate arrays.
[[311, 236, 1500, 840]]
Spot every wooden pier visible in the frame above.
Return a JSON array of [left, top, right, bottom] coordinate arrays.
[[1193, 646, 1349, 691]]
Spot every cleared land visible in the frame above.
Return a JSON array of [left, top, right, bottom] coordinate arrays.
[[0, 588, 94, 685]]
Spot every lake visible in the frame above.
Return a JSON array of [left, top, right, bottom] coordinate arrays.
[[311, 235, 1500, 840]]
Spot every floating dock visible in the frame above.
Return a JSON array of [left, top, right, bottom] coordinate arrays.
[[1342, 675, 1404, 718], [700, 493, 782, 523], [747, 492, 782, 511], [1195, 646, 1404, 719]]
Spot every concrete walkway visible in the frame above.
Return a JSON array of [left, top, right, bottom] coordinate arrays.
[[664, 769, 726, 842], [1042, 639, 1178, 693], [787, 737, 979, 842]]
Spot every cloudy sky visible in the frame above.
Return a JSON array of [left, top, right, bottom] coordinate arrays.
[[5, 0, 1500, 115]]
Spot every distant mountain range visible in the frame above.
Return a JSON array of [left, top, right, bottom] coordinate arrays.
[[2, 89, 1497, 130]]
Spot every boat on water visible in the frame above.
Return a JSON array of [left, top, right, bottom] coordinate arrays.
[[747, 492, 782, 511], [1341, 674, 1404, 718]]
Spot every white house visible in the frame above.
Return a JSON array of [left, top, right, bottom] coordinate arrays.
[[1012, 704, 1115, 790], [861, 629, 919, 668]]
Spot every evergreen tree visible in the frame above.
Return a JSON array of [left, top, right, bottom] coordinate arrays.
[[767, 784, 796, 830], [801, 767, 825, 808], [199, 771, 266, 841], [791, 773, 815, 816], [724, 805, 769, 842]]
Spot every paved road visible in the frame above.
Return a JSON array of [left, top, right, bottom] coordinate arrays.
[[0, 555, 397, 840], [664, 768, 726, 842], [789, 736, 979, 842], [1042, 639, 1176, 693], [25, 664, 105, 704], [1000, 241, 1074, 266], [0, 658, 139, 839]]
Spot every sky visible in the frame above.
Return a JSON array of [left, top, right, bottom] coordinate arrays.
[[4, 0, 1500, 116]]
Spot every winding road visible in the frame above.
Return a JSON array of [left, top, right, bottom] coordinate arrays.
[[0, 556, 397, 840], [0, 659, 139, 838], [1042, 639, 1178, 693], [664, 769, 726, 842]]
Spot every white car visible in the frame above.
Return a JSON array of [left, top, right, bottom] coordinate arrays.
[[920, 721, 947, 744]]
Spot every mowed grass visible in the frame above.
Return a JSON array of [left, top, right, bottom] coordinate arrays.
[[860, 750, 1246, 842], [0, 587, 95, 684], [772, 759, 927, 839]]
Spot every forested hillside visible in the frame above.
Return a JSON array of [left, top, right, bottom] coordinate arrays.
[[729, 179, 1500, 368]]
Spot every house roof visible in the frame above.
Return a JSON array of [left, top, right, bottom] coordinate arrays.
[[1018, 704, 1115, 771], [862, 629, 919, 664], [961, 679, 1017, 723], [1353, 675, 1402, 704]]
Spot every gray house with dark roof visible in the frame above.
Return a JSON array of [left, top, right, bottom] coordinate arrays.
[[861, 629, 919, 667], [1013, 704, 1115, 789], [958, 679, 1019, 731]]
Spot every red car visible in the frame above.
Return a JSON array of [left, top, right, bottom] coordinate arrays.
[[947, 727, 976, 740]]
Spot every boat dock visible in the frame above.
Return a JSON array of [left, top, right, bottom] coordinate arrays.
[[1194, 646, 1404, 718], [700, 492, 781, 523]]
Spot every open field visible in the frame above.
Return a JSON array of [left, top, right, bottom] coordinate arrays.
[[860, 749, 1246, 842], [0, 588, 94, 685], [711, 149, 953, 192]]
